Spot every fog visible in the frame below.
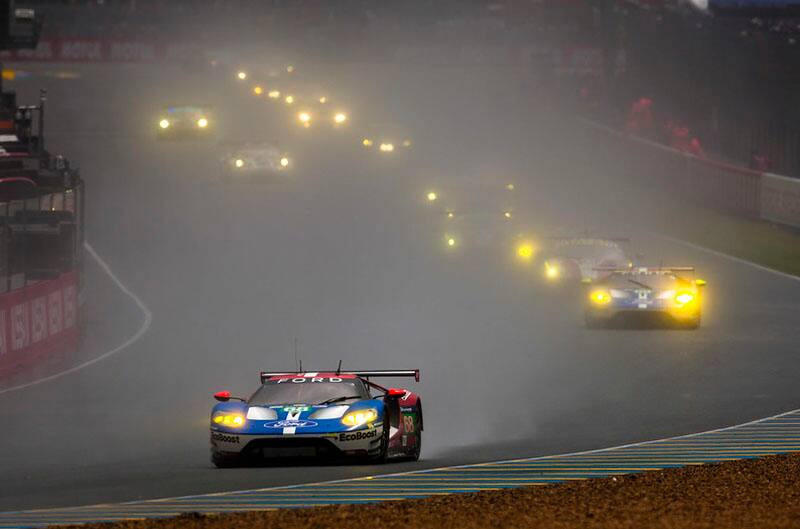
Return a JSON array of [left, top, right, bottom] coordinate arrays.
[[0, 4, 799, 512]]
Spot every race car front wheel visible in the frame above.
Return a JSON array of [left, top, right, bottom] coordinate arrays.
[[211, 451, 241, 468], [372, 412, 391, 463]]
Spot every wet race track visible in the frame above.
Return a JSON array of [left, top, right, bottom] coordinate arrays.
[[0, 62, 798, 512]]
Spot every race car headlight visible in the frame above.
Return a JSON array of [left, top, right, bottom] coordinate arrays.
[[446, 211, 455, 219], [236, 71, 247, 80], [544, 262, 560, 280], [341, 408, 378, 427], [285, 95, 295, 104], [253, 85, 263, 96], [319, 96, 328, 104], [379, 143, 395, 152], [426, 191, 438, 202], [280, 157, 290, 168], [675, 291, 695, 305], [298, 111, 312, 127], [268, 90, 281, 99], [212, 412, 245, 428], [446, 236, 457, 248], [159, 119, 170, 129], [362, 138, 374, 147], [234, 158, 244, 168], [402, 139, 412, 148], [590, 289, 612, 305], [333, 112, 348, 124], [516, 241, 535, 261], [197, 117, 209, 128], [503, 211, 512, 219]]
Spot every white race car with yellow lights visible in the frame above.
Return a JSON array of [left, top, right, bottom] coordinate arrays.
[[156, 106, 213, 139], [540, 237, 632, 285], [210, 370, 422, 467], [584, 267, 706, 329], [219, 142, 290, 180]]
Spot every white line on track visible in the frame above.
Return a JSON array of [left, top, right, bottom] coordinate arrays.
[[0, 242, 153, 396], [3, 405, 799, 517], [664, 236, 800, 283]]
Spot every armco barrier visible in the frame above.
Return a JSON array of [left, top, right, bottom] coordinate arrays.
[[583, 120, 778, 221], [761, 173, 800, 228]]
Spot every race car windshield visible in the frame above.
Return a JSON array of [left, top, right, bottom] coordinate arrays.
[[614, 274, 679, 289], [248, 379, 369, 406]]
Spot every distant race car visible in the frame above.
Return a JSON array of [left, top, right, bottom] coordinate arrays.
[[219, 141, 290, 180], [157, 106, 214, 139], [584, 267, 706, 329], [425, 181, 521, 253], [540, 237, 631, 284], [210, 370, 422, 467], [360, 123, 413, 154]]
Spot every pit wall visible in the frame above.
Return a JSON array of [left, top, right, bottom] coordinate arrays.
[[0, 271, 79, 377], [583, 120, 800, 229], [0, 185, 84, 380]]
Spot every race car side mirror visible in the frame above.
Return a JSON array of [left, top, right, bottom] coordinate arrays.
[[695, 279, 707, 287], [386, 388, 406, 399], [214, 391, 232, 402]]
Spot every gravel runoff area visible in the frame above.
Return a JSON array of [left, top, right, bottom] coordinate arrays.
[[52, 453, 800, 529]]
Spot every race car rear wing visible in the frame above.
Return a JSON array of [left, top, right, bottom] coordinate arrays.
[[592, 266, 695, 273], [260, 370, 420, 383]]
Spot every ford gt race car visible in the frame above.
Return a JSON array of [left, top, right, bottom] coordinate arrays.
[[210, 370, 422, 467], [157, 105, 214, 139], [585, 267, 706, 329], [219, 141, 290, 180], [540, 236, 632, 285]]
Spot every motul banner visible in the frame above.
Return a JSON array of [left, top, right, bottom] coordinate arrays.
[[0, 272, 79, 377], [0, 39, 169, 62]]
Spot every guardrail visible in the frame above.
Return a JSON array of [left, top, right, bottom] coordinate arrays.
[[583, 120, 800, 228]]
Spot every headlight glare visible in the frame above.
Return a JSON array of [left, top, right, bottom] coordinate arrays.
[[590, 290, 612, 305], [675, 292, 695, 305], [159, 119, 170, 129], [341, 408, 378, 427], [212, 412, 245, 428]]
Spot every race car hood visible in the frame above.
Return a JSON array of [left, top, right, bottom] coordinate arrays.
[[211, 399, 384, 435]]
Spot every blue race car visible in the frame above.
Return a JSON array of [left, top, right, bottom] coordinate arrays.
[[210, 370, 422, 467], [585, 267, 706, 329]]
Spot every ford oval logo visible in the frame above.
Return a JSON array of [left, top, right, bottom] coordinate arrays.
[[264, 420, 318, 429]]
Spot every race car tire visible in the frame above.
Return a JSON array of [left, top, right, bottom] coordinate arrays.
[[211, 451, 241, 468], [372, 410, 391, 462], [678, 314, 701, 330], [410, 431, 422, 461]]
